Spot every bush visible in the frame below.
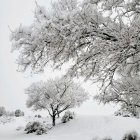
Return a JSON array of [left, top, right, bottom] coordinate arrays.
[[114, 110, 131, 117], [61, 111, 75, 123], [114, 108, 139, 118], [24, 121, 47, 135], [15, 109, 24, 117], [0, 106, 6, 117], [122, 131, 139, 140], [35, 114, 42, 118], [92, 137, 99, 140]]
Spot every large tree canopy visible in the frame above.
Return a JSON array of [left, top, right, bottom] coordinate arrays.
[[11, 0, 140, 90]]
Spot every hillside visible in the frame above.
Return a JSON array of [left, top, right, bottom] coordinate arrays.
[[0, 115, 140, 140]]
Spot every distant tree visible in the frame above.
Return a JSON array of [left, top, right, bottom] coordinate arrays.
[[15, 109, 24, 117], [25, 77, 88, 126], [0, 106, 6, 116]]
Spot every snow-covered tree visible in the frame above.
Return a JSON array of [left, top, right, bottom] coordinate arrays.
[[95, 76, 140, 117], [25, 77, 88, 126], [0, 106, 6, 116], [15, 109, 24, 117], [10, 0, 140, 98]]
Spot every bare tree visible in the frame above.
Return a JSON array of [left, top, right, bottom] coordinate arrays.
[[25, 77, 88, 126]]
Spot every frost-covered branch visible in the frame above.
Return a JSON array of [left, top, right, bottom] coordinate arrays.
[[10, 0, 140, 94], [95, 76, 140, 116]]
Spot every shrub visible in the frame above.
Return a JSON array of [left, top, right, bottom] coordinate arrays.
[[61, 111, 75, 123], [24, 121, 48, 135], [38, 115, 41, 118], [0, 106, 6, 116], [114, 108, 139, 118], [122, 131, 139, 140], [35, 114, 42, 118], [15, 109, 24, 117], [114, 110, 131, 117]]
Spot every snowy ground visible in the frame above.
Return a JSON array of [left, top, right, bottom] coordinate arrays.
[[0, 115, 140, 140]]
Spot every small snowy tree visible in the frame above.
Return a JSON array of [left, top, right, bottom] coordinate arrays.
[[15, 109, 24, 117], [0, 106, 6, 116], [25, 77, 88, 126]]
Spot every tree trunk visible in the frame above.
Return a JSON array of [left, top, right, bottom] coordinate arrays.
[[52, 115, 56, 126], [57, 113, 59, 118], [57, 109, 60, 118]]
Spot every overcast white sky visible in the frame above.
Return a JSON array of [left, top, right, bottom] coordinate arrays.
[[0, 0, 118, 116]]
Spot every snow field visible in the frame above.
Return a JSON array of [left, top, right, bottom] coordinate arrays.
[[0, 115, 140, 140]]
